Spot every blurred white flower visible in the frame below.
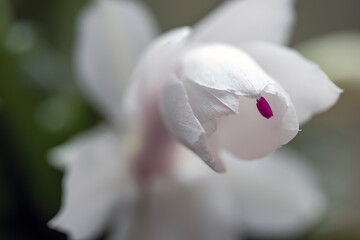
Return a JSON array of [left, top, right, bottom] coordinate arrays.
[[50, 126, 326, 240], [49, 0, 341, 239]]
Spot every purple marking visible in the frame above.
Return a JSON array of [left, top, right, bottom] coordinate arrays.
[[256, 97, 273, 119]]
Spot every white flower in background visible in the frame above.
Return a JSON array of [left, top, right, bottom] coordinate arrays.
[[49, 0, 341, 239], [50, 128, 327, 240]]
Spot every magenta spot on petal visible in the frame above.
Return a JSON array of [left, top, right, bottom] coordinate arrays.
[[256, 97, 273, 119]]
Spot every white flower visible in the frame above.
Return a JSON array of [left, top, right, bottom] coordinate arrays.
[[123, 0, 341, 172], [49, 0, 341, 239]]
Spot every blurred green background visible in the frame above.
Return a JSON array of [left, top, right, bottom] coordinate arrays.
[[0, 0, 359, 239]]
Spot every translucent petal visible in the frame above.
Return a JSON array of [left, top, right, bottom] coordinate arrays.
[[161, 44, 299, 171], [193, 0, 295, 45], [143, 178, 237, 240], [156, 148, 327, 239], [160, 75, 224, 172], [75, 0, 158, 122], [219, 149, 328, 239], [123, 27, 192, 117], [48, 125, 136, 240], [209, 84, 299, 160], [242, 42, 342, 124]]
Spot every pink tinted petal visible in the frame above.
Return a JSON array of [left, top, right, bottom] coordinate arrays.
[[131, 93, 177, 185]]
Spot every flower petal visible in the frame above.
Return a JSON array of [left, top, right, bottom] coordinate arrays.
[[148, 147, 327, 240], [161, 44, 298, 170], [160, 75, 224, 172], [193, 0, 295, 45], [180, 44, 271, 97], [143, 179, 237, 240], [242, 42, 342, 124], [219, 149, 328, 239], [208, 84, 299, 160], [75, 0, 158, 122], [48, 125, 136, 240], [123, 27, 192, 117]]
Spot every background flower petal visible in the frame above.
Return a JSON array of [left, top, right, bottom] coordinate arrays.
[[148, 147, 327, 240], [48, 125, 136, 240], [75, 0, 159, 123], [219, 149, 328, 239], [192, 0, 295, 45], [143, 179, 238, 240]]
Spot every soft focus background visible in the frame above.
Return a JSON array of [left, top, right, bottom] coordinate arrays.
[[0, 0, 359, 239]]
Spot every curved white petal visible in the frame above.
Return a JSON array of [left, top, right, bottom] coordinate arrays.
[[209, 84, 299, 160], [75, 0, 158, 122], [48, 125, 136, 240], [180, 44, 272, 97], [220, 149, 328, 239], [193, 0, 295, 45], [160, 75, 223, 172], [242, 42, 342, 124], [123, 27, 192, 117], [161, 44, 299, 171], [174, 148, 327, 239]]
